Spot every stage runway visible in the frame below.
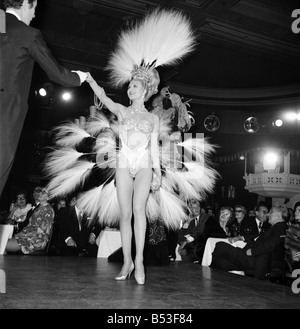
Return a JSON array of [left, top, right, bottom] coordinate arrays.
[[0, 255, 299, 309]]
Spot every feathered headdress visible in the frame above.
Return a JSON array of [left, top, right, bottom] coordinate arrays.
[[107, 9, 196, 96]]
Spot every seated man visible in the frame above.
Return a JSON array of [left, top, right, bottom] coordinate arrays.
[[229, 204, 270, 244], [285, 202, 300, 271], [211, 205, 287, 280], [56, 195, 101, 257], [178, 199, 211, 263]]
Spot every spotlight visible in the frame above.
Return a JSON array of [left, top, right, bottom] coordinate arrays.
[[273, 119, 283, 128], [204, 114, 220, 132], [244, 117, 259, 133], [38, 88, 47, 97], [62, 92, 72, 102], [263, 151, 278, 171]]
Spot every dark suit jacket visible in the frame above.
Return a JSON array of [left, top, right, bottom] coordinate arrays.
[[56, 206, 101, 254], [236, 216, 271, 242], [245, 221, 287, 276], [0, 13, 80, 192], [178, 213, 210, 250], [18, 203, 40, 232]]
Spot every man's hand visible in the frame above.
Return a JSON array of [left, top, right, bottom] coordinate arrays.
[[88, 233, 96, 245], [228, 236, 244, 243], [66, 237, 77, 247], [246, 248, 252, 256]]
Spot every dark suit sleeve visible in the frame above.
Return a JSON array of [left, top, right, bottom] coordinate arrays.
[[251, 223, 286, 257], [91, 222, 101, 238], [29, 29, 81, 87], [18, 208, 34, 232], [56, 208, 71, 243]]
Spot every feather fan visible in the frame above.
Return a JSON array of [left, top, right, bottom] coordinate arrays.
[[107, 9, 196, 87]]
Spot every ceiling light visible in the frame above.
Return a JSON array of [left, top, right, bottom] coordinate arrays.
[[244, 117, 259, 133], [62, 92, 72, 101], [263, 151, 278, 171], [273, 119, 283, 128], [38, 88, 47, 97], [204, 114, 220, 132]]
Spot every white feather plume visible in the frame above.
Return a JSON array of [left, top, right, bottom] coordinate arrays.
[[165, 168, 200, 201], [183, 162, 219, 195], [107, 9, 196, 86], [77, 185, 104, 221], [98, 181, 120, 226], [178, 137, 216, 163], [54, 123, 91, 147], [158, 188, 188, 229], [44, 148, 83, 177], [146, 193, 161, 220], [85, 113, 110, 136], [47, 161, 94, 198]]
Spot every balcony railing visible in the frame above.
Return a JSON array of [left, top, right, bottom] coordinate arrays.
[[244, 172, 300, 198]]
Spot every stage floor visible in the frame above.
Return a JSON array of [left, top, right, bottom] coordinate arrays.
[[0, 255, 299, 309]]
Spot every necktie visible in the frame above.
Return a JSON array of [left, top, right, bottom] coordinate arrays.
[[259, 222, 263, 230]]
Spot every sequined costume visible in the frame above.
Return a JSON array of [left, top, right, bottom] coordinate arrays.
[[44, 10, 218, 230], [118, 109, 154, 177]]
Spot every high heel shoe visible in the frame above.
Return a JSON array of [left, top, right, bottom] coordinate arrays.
[[134, 274, 145, 285], [114, 263, 134, 281]]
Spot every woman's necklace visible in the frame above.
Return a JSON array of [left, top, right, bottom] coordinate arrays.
[[129, 104, 147, 113]]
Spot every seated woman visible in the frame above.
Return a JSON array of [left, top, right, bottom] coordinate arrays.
[[285, 201, 300, 270], [5, 187, 55, 255], [204, 206, 234, 239], [229, 205, 247, 237], [6, 191, 32, 226]]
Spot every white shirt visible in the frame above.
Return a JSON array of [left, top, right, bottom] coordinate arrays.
[[255, 218, 263, 232], [6, 9, 21, 20]]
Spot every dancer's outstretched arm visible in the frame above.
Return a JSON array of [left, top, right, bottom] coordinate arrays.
[[86, 72, 125, 118]]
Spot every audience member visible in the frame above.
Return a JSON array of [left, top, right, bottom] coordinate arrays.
[[204, 206, 234, 239], [55, 194, 101, 256], [5, 187, 55, 254], [285, 202, 300, 270], [17, 185, 43, 232], [229, 205, 247, 237], [229, 204, 270, 243], [211, 205, 288, 280], [6, 191, 32, 231], [177, 199, 211, 263]]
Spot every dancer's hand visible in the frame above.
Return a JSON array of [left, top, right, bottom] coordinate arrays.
[[151, 173, 161, 191], [85, 72, 94, 83]]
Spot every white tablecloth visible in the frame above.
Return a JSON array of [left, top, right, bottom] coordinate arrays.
[[201, 237, 246, 267], [0, 224, 14, 255], [96, 229, 122, 258]]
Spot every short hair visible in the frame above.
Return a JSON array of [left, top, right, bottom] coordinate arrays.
[[219, 206, 234, 224], [255, 204, 269, 212], [3, 0, 36, 10], [234, 204, 247, 215], [294, 202, 300, 213], [271, 205, 288, 221]]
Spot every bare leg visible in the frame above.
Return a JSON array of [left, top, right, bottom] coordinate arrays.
[[133, 167, 152, 282], [5, 238, 21, 253], [115, 168, 134, 276]]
